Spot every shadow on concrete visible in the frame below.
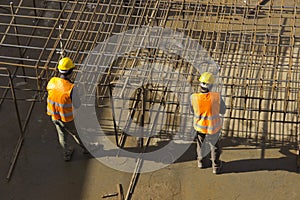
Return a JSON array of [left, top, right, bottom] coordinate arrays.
[[0, 101, 91, 200], [173, 137, 299, 174], [222, 146, 298, 174], [174, 136, 251, 164]]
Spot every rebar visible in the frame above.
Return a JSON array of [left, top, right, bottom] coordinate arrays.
[[1, 0, 300, 181]]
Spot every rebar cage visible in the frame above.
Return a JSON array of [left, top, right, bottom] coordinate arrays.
[[1, 0, 300, 149]]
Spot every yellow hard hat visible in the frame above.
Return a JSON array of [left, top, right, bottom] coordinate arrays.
[[57, 57, 75, 71], [199, 72, 215, 86]]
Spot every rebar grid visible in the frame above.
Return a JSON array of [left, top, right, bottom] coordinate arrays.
[[1, 0, 300, 148]]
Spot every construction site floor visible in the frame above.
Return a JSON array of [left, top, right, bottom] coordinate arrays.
[[1, 101, 300, 200]]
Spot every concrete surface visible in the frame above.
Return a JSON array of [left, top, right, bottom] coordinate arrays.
[[1, 100, 300, 200]]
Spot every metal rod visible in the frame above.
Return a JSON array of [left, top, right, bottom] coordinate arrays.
[[9, 2, 26, 77], [124, 82, 169, 200], [32, 0, 37, 16], [109, 83, 120, 147], [0, 67, 24, 181]]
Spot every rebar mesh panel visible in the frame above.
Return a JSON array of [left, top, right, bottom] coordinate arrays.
[[1, 0, 300, 147]]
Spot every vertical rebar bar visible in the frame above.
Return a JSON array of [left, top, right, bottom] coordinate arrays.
[[9, 2, 26, 77], [0, 67, 23, 181], [32, 0, 37, 16]]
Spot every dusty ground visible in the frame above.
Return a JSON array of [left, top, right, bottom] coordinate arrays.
[[1, 100, 299, 200]]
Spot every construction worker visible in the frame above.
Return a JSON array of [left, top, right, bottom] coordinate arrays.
[[46, 57, 86, 161], [190, 72, 226, 174]]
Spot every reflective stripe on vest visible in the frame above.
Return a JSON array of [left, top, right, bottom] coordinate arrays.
[[47, 99, 73, 108], [46, 77, 74, 122], [46, 108, 74, 117], [191, 92, 222, 134]]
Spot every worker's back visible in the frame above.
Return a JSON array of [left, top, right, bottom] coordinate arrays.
[[47, 77, 74, 122], [190, 92, 222, 134]]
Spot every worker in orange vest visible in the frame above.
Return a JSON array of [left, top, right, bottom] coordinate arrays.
[[47, 57, 86, 161], [190, 72, 226, 174]]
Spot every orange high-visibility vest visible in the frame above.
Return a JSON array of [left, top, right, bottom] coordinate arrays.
[[47, 77, 74, 122], [191, 92, 222, 134]]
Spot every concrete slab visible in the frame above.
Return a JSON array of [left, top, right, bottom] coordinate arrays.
[[1, 101, 299, 200]]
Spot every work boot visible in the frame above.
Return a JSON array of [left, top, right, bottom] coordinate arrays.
[[212, 161, 223, 174], [64, 148, 74, 161], [198, 160, 204, 169]]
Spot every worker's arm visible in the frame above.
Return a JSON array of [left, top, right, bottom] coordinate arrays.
[[71, 87, 81, 109], [219, 98, 226, 115], [189, 94, 194, 114]]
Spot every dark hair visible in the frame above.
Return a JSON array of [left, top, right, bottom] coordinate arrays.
[[60, 68, 73, 76], [200, 85, 209, 93]]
